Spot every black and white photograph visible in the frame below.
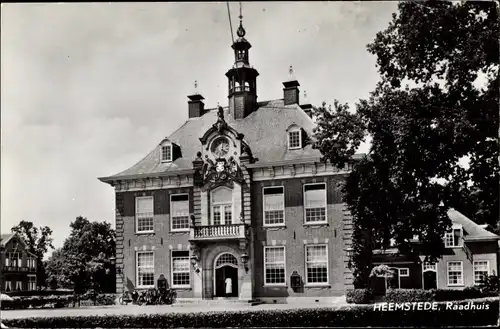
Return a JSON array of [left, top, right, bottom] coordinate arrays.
[[1, 1, 499, 328]]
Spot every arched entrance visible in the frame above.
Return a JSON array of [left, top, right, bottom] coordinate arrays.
[[213, 253, 238, 297], [422, 263, 437, 289]]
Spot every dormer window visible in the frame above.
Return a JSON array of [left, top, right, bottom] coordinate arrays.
[[162, 145, 172, 162], [444, 225, 463, 248], [288, 126, 302, 150]]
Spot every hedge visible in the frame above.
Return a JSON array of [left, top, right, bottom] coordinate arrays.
[[1, 293, 116, 310], [348, 287, 498, 304], [5, 289, 74, 297], [3, 299, 499, 328]]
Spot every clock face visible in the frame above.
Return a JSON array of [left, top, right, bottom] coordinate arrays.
[[211, 137, 230, 158]]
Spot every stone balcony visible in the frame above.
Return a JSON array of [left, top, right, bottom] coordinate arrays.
[[189, 223, 247, 241]]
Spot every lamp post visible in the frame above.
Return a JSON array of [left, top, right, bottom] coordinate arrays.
[[240, 253, 249, 272]]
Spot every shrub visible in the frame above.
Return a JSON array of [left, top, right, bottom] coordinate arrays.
[[346, 289, 374, 304], [3, 299, 498, 328], [0, 295, 75, 310], [382, 289, 435, 303], [5, 289, 74, 297], [433, 288, 484, 301], [478, 274, 499, 295]]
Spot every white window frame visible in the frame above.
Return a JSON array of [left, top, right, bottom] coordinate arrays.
[[211, 187, 233, 226], [399, 268, 409, 277], [303, 183, 328, 225], [4, 281, 12, 292], [28, 275, 37, 291], [473, 260, 490, 285], [263, 186, 285, 227], [264, 246, 286, 286], [136, 251, 155, 288], [170, 193, 190, 232], [28, 257, 36, 269], [135, 196, 154, 234], [444, 225, 463, 248], [15, 280, 22, 291], [305, 244, 329, 286], [171, 250, 190, 288], [288, 128, 302, 150], [447, 261, 464, 286], [7, 252, 22, 267], [161, 144, 173, 163]]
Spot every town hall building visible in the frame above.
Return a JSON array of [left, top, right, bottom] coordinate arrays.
[[99, 14, 356, 303]]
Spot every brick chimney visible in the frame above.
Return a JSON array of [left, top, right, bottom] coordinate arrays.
[[300, 90, 313, 118], [283, 65, 300, 106], [187, 81, 205, 118]]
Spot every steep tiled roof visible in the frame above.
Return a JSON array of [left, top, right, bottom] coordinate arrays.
[[101, 100, 325, 181], [448, 208, 500, 241]]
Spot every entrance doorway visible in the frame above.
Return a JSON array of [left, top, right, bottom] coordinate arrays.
[[422, 263, 437, 289], [214, 253, 238, 297]]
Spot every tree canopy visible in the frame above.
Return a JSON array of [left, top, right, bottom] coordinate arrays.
[[312, 1, 498, 287]]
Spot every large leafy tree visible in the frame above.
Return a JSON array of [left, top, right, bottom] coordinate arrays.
[[313, 1, 498, 287], [45, 216, 116, 293], [11, 221, 54, 288]]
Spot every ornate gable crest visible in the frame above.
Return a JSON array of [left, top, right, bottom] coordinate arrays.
[[199, 155, 243, 188]]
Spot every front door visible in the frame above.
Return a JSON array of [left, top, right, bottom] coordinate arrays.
[[215, 265, 238, 297], [423, 271, 437, 289]]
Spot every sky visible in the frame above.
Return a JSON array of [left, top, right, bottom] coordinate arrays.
[[1, 2, 398, 251]]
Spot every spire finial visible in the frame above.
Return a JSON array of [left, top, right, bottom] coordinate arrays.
[[236, 2, 246, 38], [304, 90, 308, 100], [289, 65, 294, 78], [239, 1, 243, 22], [194, 80, 199, 94]]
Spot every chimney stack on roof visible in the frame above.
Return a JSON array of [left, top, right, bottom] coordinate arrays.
[[188, 80, 205, 118], [283, 65, 300, 106], [300, 90, 313, 118]]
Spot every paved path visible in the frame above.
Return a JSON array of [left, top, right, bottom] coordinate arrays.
[[1, 302, 352, 320]]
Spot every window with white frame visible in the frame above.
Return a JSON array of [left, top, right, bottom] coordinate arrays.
[[305, 245, 328, 284], [211, 187, 232, 225], [263, 186, 285, 226], [304, 183, 327, 224], [27, 257, 36, 269], [399, 268, 409, 277], [171, 194, 190, 231], [4, 281, 12, 292], [172, 251, 190, 288], [161, 144, 172, 162], [136, 251, 154, 288], [6, 252, 21, 267], [288, 128, 301, 149], [28, 275, 36, 291], [136, 196, 154, 233], [15, 280, 22, 291], [447, 261, 463, 286], [444, 226, 462, 247], [473, 260, 489, 285], [264, 246, 286, 285]]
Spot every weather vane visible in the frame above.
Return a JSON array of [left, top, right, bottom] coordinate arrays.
[[239, 2, 243, 22], [289, 65, 294, 78]]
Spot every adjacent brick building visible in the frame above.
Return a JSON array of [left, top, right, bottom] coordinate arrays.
[[99, 17, 357, 302], [0, 233, 38, 292]]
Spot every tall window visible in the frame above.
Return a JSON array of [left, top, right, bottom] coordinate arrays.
[[288, 129, 301, 149], [473, 261, 489, 285], [304, 183, 327, 224], [447, 261, 463, 286], [27, 257, 36, 269], [263, 186, 285, 226], [136, 196, 154, 233], [162, 145, 172, 162], [4, 281, 12, 292], [444, 227, 462, 247], [15, 281, 22, 291], [305, 245, 328, 284], [28, 275, 36, 291], [211, 187, 232, 225], [172, 251, 190, 288], [264, 246, 286, 285], [6, 252, 21, 267], [136, 251, 154, 288], [171, 194, 190, 231]]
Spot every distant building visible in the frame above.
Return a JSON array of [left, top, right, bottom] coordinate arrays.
[[373, 209, 500, 290], [0, 233, 38, 292], [99, 14, 358, 302]]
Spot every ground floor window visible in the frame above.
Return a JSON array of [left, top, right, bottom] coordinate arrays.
[[172, 251, 190, 288], [136, 251, 154, 288], [473, 260, 489, 285], [305, 245, 328, 284], [264, 246, 286, 285], [28, 275, 37, 291], [4, 281, 12, 292], [15, 280, 22, 291], [447, 261, 463, 286]]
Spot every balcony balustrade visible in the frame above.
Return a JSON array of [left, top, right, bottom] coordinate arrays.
[[2, 266, 36, 273], [189, 223, 246, 241]]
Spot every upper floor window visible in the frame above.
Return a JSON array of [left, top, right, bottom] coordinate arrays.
[[171, 194, 190, 232], [6, 252, 22, 267], [263, 186, 285, 227], [161, 144, 172, 162], [211, 187, 233, 225], [288, 127, 302, 149], [136, 196, 154, 233], [444, 225, 463, 248], [27, 257, 36, 269], [304, 183, 327, 224]]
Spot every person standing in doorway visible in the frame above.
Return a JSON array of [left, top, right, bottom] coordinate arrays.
[[225, 276, 232, 297]]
